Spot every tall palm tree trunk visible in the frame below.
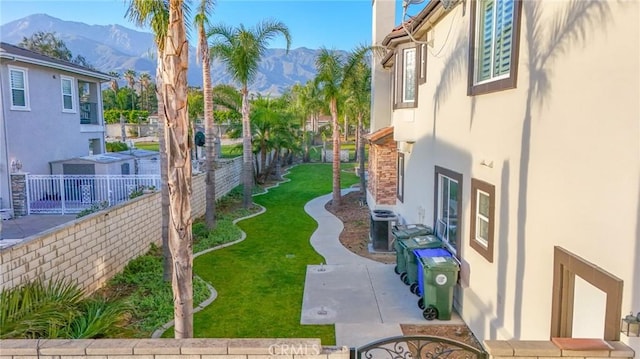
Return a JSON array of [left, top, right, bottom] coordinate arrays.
[[162, 0, 193, 338], [241, 87, 253, 208], [157, 49, 172, 282], [202, 25, 216, 229], [331, 97, 341, 206], [357, 113, 365, 196]]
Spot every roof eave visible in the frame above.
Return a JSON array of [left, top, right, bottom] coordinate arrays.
[[0, 52, 112, 82]]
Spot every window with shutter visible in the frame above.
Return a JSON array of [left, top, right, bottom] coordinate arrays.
[[468, 0, 521, 95], [9, 67, 29, 110]]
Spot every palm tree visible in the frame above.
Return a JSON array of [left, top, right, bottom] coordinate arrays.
[[343, 58, 371, 195], [123, 69, 137, 110], [195, 0, 217, 229], [315, 46, 373, 207], [138, 72, 152, 111], [125, 0, 195, 337], [315, 49, 344, 207], [159, 0, 192, 338], [108, 71, 120, 93], [126, 0, 172, 284], [208, 19, 292, 209]]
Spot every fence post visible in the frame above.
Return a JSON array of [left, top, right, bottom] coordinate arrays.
[[59, 175, 66, 215], [10, 172, 28, 216]]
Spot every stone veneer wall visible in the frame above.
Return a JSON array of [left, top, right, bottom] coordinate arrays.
[[0, 339, 349, 359], [10, 173, 27, 216], [484, 340, 635, 359], [367, 137, 397, 205], [0, 157, 242, 293]]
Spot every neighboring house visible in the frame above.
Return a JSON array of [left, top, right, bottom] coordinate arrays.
[[369, 0, 638, 351], [0, 42, 111, 212]]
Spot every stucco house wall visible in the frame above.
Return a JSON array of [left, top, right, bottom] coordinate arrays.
[[371, 0, 639, 351], [0, 43, 110, 214]]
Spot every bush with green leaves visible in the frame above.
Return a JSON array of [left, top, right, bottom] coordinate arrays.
[[106, 141, 129, 152], [0, 278, 129, 339]]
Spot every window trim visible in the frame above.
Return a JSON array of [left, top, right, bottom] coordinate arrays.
[[550, 247, 623, 340], [433, 166, 463, 257], [61, 75, 76, 113], [470, 178, 495, 262], [397, 152, 405, 202], [393, 46, 419, 109], [8, 66, 30, 111], [467, 0, 523, 96], [418, 43, 427, 84]]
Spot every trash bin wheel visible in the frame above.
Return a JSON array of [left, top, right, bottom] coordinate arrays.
[[418, 298, 425, 310], [423, 306, 438, 321], [410, 283, 419, 295], [394, 265, 400, 275], [400, 272, 409, 285]]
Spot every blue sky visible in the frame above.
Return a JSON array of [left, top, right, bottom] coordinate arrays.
[[0, 0, 418, 50]]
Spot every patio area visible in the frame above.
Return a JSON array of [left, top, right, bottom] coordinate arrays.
[[0, 214, 76, 248]]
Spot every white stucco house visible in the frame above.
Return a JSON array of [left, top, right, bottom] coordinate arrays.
[[0, 42, 111, 212], [369, 0, 639, 351]]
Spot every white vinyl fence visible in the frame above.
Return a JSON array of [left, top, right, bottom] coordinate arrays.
[[27, 175, 161, 215]]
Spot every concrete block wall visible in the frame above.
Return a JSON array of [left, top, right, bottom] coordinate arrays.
[[484, 340, 635, 359], [0, 339, 349, 359], [0, 157, 242, 294]]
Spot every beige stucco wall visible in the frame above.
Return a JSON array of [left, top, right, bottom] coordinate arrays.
[[382, 0, 639, 351], [0, 157, 242, 293]]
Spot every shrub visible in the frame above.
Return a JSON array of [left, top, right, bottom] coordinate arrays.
[[106, 141, 128, 152]]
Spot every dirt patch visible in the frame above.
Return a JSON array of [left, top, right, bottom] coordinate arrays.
[[326, 190, 482, 347], [325, 190, 395, 264]]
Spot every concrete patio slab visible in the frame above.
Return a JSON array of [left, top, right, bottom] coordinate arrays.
[[336, 323, 403, 348], [302, 191, 466, 347], [301, 264, 380, 325]]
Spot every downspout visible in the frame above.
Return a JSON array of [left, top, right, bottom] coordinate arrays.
[[0, 65, 13, 212]]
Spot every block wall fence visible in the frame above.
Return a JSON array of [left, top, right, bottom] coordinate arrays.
[[0, 157, 242, 293]]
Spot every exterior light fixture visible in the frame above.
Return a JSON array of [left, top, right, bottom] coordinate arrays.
[[621, 312, 640, 337]]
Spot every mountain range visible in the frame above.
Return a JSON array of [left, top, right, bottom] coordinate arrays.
[[0, 14, 337, 95]]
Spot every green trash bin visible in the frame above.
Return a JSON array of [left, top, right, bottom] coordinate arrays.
[[392, 224, 433, 276], [402, 235, 442, 293], [416, 249, 459, 321]]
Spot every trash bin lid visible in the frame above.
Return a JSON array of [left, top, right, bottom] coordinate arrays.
[[392, 224, 433, 238], [412, 235, 440, 246], [421, 255, 459, 270], [414, 247, 451, 259]]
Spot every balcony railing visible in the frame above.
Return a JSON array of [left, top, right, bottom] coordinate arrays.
[[80, 102, 99, 125]]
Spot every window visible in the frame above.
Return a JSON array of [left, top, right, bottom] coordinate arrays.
[[9, 66, 29, 110], [393, 46, 418, 109], [397, 152, 405, 202], [419, 43, 427, 84], [434, 166, 462, 256], [61, 76, 76, 112], [468, 0, 522, 95], [402, 48, 416, 103], [470, 179, 495, 262]]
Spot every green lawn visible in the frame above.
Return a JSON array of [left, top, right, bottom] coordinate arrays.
[[185, 164, 358, 343], [133, 141, 240, 159]]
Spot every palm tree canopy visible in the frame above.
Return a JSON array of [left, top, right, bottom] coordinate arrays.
[[314, 48, 344, 103], [208, 19, 291, 89]]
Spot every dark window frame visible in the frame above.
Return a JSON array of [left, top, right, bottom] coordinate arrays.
[[470, 178, 495, 263], [433, 166, 463, 258], [397, 152, 405, 202], [467, 0, 523, 96]]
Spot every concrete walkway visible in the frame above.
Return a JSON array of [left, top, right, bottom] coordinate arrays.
[[301, 191, 463, 348]]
